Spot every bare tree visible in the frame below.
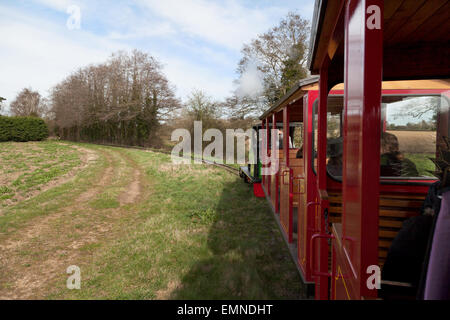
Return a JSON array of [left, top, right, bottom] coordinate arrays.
[[0, 97, 5, 115], [50, 50, 181, 146], [395, 97, 441, 119], [186, 89, 220, 122], [10, 88, 47, 118], [223, 94, 266, 120]]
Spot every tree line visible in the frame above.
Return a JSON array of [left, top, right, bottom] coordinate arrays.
[[51, 50, 181, 146], [387, 120, 436, 131]]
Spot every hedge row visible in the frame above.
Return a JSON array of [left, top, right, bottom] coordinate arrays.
[[0, 116, 49, 142]]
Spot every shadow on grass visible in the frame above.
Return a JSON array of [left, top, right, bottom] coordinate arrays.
[[170, 178, 305, 300]]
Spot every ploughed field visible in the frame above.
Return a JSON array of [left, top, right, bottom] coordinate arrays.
[[0, 141, 302, 299]]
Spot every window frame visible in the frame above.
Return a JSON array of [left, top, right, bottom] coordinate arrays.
[[311, 100, 319, 176]]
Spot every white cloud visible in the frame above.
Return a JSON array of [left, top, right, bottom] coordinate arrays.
[[106, 22, 176, 40], [31, 0, 72, 12], [162, 56, 234, 100], [139, 0, 286, 50], [0, 5, 128, 108]]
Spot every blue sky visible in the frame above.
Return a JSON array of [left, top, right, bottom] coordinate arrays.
[[0, 0, 315, 109]]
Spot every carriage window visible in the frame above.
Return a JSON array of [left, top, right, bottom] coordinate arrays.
[[382, 95, 445, 179], [314, 98, 343, 175], [324, 94, 448, 180], [280, 125, 302, 149], [313, 102, 318, 172], [292, 125, 303, 149], [327, 96, 344, 177]]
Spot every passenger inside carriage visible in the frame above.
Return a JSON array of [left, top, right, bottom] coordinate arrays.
[[296, 146, 303, 158], [277, 129, 293, 150], [380, 132, 419, 177], [324, 94, 441, 180], [326, 137, 343, 177], [324, 132, 421, 178]]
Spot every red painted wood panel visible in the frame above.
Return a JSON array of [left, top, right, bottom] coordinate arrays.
[[340, 0, 383, 299], [298, 91, 319, 283]]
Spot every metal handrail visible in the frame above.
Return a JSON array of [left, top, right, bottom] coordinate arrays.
[[310, 233, 335, 278]]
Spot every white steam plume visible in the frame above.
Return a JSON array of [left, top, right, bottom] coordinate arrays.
[[236, 62, 264, 99]]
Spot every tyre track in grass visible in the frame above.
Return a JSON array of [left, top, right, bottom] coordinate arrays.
[[118, 150, 143, 206], [0, 145, 146, 299]]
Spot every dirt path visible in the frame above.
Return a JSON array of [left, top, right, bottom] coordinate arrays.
[[0, 146, 146, 299], [118, 153, 142, 205]]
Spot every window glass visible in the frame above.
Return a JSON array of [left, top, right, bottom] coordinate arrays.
[[313, 102, 318, 172], [382, 95, 443, 179], [277, 124, 302, 150], [292, 125, 303, 149], [314, 97, 344, 175], [326, 96, 344, 177], [323, 94, 447, 180]]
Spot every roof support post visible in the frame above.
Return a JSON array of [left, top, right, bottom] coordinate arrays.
[[315, 55, 331, 300], [341, 0, 383, 299]]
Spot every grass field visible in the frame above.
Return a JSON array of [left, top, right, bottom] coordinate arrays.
[[0, 141, 82, 208], [405, 153, 435, 177], [387, 130, 436, 177], [0, 141, 302, 300]]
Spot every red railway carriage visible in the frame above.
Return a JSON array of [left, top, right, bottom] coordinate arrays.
[[307, 0, 449, 300], [248, 0, 450, 300], [257, 78, 449, 299]]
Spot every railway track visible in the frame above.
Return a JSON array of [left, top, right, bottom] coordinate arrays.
[[200, 158, 240, 175], [72, 141, 240, 176]]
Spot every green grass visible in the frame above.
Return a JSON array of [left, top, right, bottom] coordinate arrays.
[[405, 153, 436, 177], [89, 195, 120, 209], [0, 186, 13, 195], [50, 149, 302, 300], [0, 141, 81, 207]]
